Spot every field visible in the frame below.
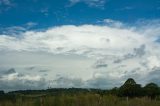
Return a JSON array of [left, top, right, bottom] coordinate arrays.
[[1, 92, 160, 106]]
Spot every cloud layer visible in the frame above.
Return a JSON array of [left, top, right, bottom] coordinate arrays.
[[0, 19, 160, 91]]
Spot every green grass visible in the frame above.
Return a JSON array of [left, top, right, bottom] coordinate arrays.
[[1, 93, 160, 106]]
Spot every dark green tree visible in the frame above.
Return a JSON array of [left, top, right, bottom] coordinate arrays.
[[119, 78, 142, 97], [143, 83, 159, 99], [108, 87, 119, 96]]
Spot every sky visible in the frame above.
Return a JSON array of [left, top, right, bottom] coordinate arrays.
[[0, 0, 160, 91]]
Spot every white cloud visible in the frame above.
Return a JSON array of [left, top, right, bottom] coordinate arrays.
[[0, 25, 149, 54], [0, 19, 160, 90]]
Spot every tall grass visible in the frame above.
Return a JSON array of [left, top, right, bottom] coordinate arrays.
[[1, 93, 160, 106]]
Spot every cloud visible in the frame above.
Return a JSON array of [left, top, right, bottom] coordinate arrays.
[[0, 19, 160, 90], [0, 26, 26, 35], [0, 68, 16, 76], [146, 67, 160, 85], [87, 78, 121, 89], [25, 22, 38, 28], [0, 0, 12, 6], [40, 7, 49, 16], [103, 19, 124, 27], [25, 66, 35, 70], [39, 70, 50, 72], [93, 60, 108, 69], [51, 76, 84, 88], [116, 6, 134, 11], [113, 44, 146, 63], [69, 0, 106, 8], [0, 23, 150, 55], [3, 68, 16, 75], [0, 0, 14, 13], [0, 68, 47, 91], [0, 22, 38, 35]]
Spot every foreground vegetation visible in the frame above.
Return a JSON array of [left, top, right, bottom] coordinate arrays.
[[1, 93, 160, 106], [0, 78, 160, 106]]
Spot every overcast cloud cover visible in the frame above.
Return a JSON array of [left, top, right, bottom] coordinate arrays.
[[0, 0, 160, 91]]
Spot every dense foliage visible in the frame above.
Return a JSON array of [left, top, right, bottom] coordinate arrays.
[[106, 78, 160, 98]]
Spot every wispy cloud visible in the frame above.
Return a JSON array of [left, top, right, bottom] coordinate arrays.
[[0, 22, 38, 35], [0, 0, 14, 13], [68, 0, 106, 8], [40, 7, 49, 16], [0, 0, 12, 6], [116, 6, 134, 11], [102, 19, 124, 27]]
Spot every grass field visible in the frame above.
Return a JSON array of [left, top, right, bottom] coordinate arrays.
[[1, 93, 160, 106]]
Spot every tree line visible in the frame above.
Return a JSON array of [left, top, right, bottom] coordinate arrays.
[[0, 78, 160, 99], [108, 78, 160, 99]]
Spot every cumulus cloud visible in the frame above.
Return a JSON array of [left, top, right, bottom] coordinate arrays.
[[0, 19, 160, 90], [0, 24, 150, 55]]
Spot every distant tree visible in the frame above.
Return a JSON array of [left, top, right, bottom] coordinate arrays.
[[0, 90, 4, 95], [108, 87, 119, 96], [119, 78, 142, 97], [143, 83, 159, 99], [0, 90, 5, 100]]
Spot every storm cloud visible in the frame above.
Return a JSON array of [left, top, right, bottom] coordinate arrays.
[[0, 19, 160, 91]]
